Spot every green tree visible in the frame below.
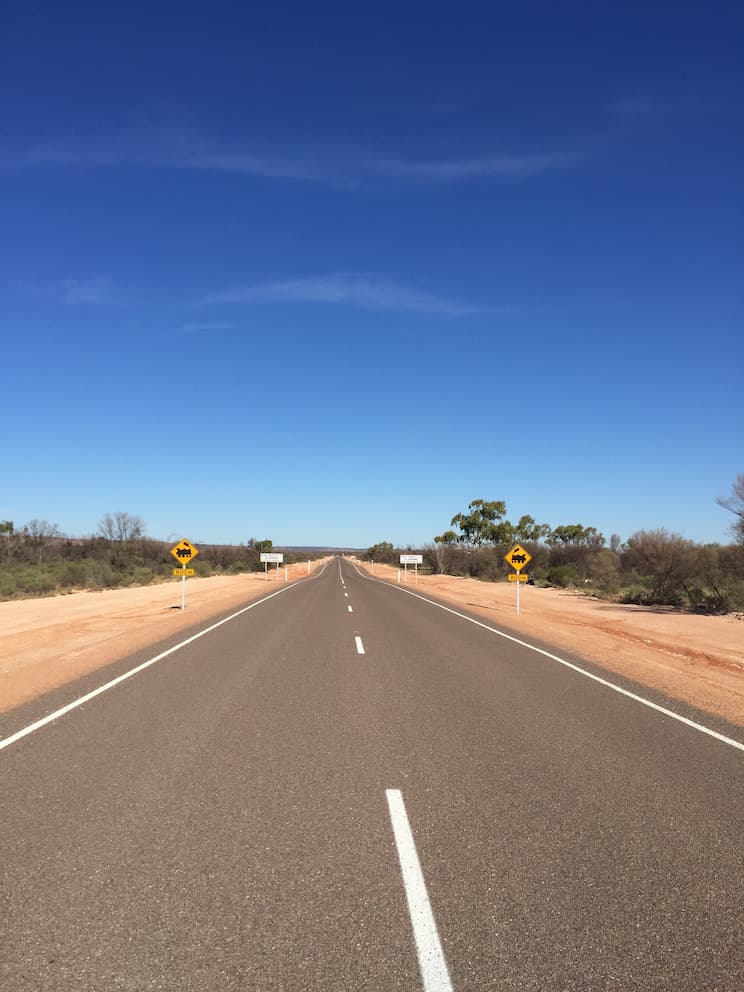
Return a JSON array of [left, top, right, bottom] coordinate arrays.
[[248, 537, 274, 554], [433, 530, 458, 545], [512, 514, 551, 543], [449, 499, 512, 547], [367, 540, 394, 562], [0, 520, 16, 561], [547, 524, 605, 548]]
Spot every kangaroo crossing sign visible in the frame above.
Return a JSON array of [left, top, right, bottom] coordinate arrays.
[[504, 544, 531, 571], [170, 538, 199, 563]]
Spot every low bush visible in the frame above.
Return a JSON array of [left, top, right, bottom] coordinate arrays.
[[0, 574, 18, 597], [60, 561, 89, 588], [546, 565, 578, 588]]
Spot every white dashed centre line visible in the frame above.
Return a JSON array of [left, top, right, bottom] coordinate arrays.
[[344, 592, 349, 597], [386, 789, 453, 992], [355, 636, 365, 655], [348, 605, 353, 612]]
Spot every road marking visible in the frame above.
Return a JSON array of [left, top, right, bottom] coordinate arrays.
[[386, 789, 453, 992], [344, 592, 349, 597], [355, 636, 365, 655], [348, 605, 353, 613], [350, 563, 744, 756], [0, 572, 327, 754]]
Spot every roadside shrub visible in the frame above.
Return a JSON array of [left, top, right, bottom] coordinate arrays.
[[620, 584, 650, 605], [469, 550, 503, 581], [60, 561, 89, 588], [0, 574, 18, 598], [546, 565, 578, 588], [588, 549, 621, 595], [87, 560, 115, 588], [16, 569, 56, 596], [130, 566, 156, 586]]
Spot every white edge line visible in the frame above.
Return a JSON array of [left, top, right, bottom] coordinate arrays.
[[355, 635, 365, 655], [386, 788, 453, 992], [0, 560, 332, 753], [349, 562, 744, 755]]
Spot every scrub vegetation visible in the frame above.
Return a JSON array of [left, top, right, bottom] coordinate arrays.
[[366, 477, 744, 614], [0, 513, 311, 601]]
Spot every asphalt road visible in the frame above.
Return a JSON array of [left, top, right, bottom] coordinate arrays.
[[2, 557, 743, 991]]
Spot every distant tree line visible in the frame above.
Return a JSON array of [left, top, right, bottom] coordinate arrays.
[[364, 477, 744, 613], [0, 512, 313, 600]]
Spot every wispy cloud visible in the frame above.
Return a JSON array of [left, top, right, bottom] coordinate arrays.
[[370, 151, 573, 181], [19, 276, 122, 305], [175, 320, 238, 334], [203, 275, 485, 316], [0, 122, 574, 189]]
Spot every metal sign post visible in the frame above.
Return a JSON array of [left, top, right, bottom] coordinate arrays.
[[504, 545, 532, 615]]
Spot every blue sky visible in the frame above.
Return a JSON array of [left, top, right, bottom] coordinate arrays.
[[2, 3, 742, 547]]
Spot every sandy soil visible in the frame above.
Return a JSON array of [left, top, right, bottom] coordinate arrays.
[[0, 560, 330, 715], [354, 561, 744, 728]]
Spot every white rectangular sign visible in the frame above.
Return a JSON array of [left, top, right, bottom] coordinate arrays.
[[260, 552, 284, 563], [400, 554, 423, 564]]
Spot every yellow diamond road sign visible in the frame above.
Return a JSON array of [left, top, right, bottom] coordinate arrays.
[[171, 538, 199, 563], [505, 544, 532, 571]]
